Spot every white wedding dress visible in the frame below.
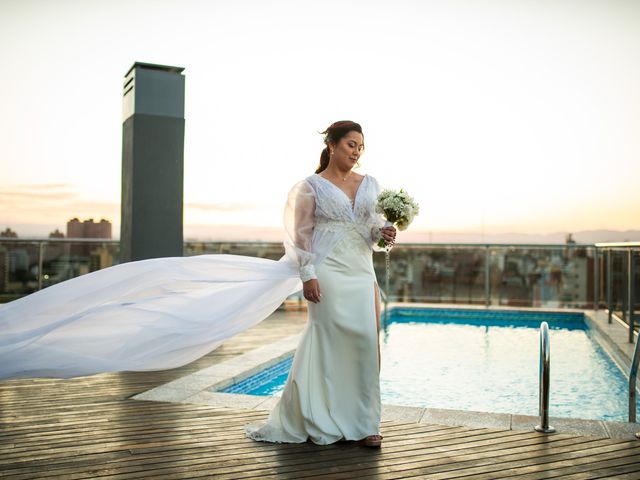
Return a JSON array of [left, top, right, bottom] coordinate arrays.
[[0, 173, 387, 444], [245, 173, 386, 445]]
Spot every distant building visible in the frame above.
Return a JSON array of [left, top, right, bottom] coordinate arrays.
[[65, 218, 113, 262], [0, 228, 18, 238], [66, 218, 112, 239], [49, 229, 65, 238]]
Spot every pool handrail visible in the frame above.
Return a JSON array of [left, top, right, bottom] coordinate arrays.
[[630, 326, 640, 439], [535, 321, 555, 433], [630, 327, 640, 424]]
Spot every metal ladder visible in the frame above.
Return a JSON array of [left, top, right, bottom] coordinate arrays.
[[629, 328, 640, 438]]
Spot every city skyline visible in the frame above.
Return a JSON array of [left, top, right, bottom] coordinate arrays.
[[2, 218, 639, 245], [1, 217, 113, 239], [1, 0, 639, 239]]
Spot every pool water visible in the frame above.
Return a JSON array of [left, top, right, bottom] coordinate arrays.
[[220, 308, 639, 422]]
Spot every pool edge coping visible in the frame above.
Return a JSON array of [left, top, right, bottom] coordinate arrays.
[[131, 306, 640, 441]]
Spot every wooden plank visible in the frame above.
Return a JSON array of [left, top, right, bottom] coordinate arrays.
[[0, 416, 604, 475], [494, 456, 640, 479], [21, 436, 602, 480]]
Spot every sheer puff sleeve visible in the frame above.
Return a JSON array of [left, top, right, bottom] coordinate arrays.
[[283, 179, 318, 282]]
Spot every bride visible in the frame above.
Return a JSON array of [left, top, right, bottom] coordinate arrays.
[[245, 121, 396, 447], [0, 120, 395, 447]]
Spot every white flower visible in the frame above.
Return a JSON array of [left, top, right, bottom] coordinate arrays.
[[375, 188, 420, 232]]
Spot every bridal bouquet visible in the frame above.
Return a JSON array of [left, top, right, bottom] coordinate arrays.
[[376, 189, 420, 248]]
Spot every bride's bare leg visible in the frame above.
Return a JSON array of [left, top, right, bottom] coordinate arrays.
[[363, 281, 383, 447], [373, 282, 381, 372]]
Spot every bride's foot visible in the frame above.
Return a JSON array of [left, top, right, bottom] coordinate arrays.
[[363, 434, 383, 447]]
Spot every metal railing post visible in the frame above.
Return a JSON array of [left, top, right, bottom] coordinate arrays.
[[37, 241, 44, 291], [622, 252, 628, 323], [607, 249, 613, 324], [629, 292, 640, 439], [535, 321, 555, 433], [593, 247, 599, 310], [484, 246, 490, 308], [629, 249, 636, 344]]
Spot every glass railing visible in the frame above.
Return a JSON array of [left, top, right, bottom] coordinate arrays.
[[0, 239, 120, 303], [375, 243, 599, 309], [184, 241, 285, 261], [595, 243, 640, 343], [1, 239, 637, 334]]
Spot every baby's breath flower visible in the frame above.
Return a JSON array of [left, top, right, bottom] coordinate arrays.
[[375, 189, 420, 246]]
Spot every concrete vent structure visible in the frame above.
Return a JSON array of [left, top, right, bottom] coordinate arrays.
[[120, 62, 185, 262]]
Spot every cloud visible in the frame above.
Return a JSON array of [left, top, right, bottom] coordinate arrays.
[[185, 202, 255, 212], [0, 183, 119, 226], [0, 191, 76, 200], [15, 183, 75, 190], [0, 184, 77, 201]]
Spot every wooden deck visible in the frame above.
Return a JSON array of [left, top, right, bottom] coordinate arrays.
[[2, 310, 640, 479]]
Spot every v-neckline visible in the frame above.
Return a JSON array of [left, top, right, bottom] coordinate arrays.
[[315, 173, 367, 212]]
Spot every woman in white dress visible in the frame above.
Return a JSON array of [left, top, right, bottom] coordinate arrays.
[[245, 121, 396, 448], [0, 120, 395, 447]]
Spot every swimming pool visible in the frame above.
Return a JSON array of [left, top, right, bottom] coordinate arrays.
[[218, 308, 639, 422]]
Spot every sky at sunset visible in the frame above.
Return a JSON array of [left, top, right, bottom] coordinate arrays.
[[1, 0, 638, 240]]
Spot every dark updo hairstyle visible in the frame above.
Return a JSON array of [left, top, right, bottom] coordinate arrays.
[[315, 120, 364, 174]]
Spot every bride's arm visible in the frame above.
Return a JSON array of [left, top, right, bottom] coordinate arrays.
[[283, 179, 318, 281], [285, 180, 322, 303], [293, 185, 317, 282]]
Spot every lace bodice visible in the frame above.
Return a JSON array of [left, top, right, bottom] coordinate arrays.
[[311, 174, 374, 224], [282, 173, 387, 282]]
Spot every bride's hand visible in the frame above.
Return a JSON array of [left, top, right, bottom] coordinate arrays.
[[380, 225, 397, 246], [303, 279, 322, 303]]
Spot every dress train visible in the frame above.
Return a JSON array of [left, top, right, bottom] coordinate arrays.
[[0, 254, 301, 379]]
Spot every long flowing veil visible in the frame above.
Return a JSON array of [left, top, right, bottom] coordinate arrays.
[[0, 253, 301, 379]]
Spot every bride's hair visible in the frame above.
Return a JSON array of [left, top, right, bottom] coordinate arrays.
[[315, 120, 364, 174]]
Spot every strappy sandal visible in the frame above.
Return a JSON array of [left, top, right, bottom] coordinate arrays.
[[363, 434, 383, 447]]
